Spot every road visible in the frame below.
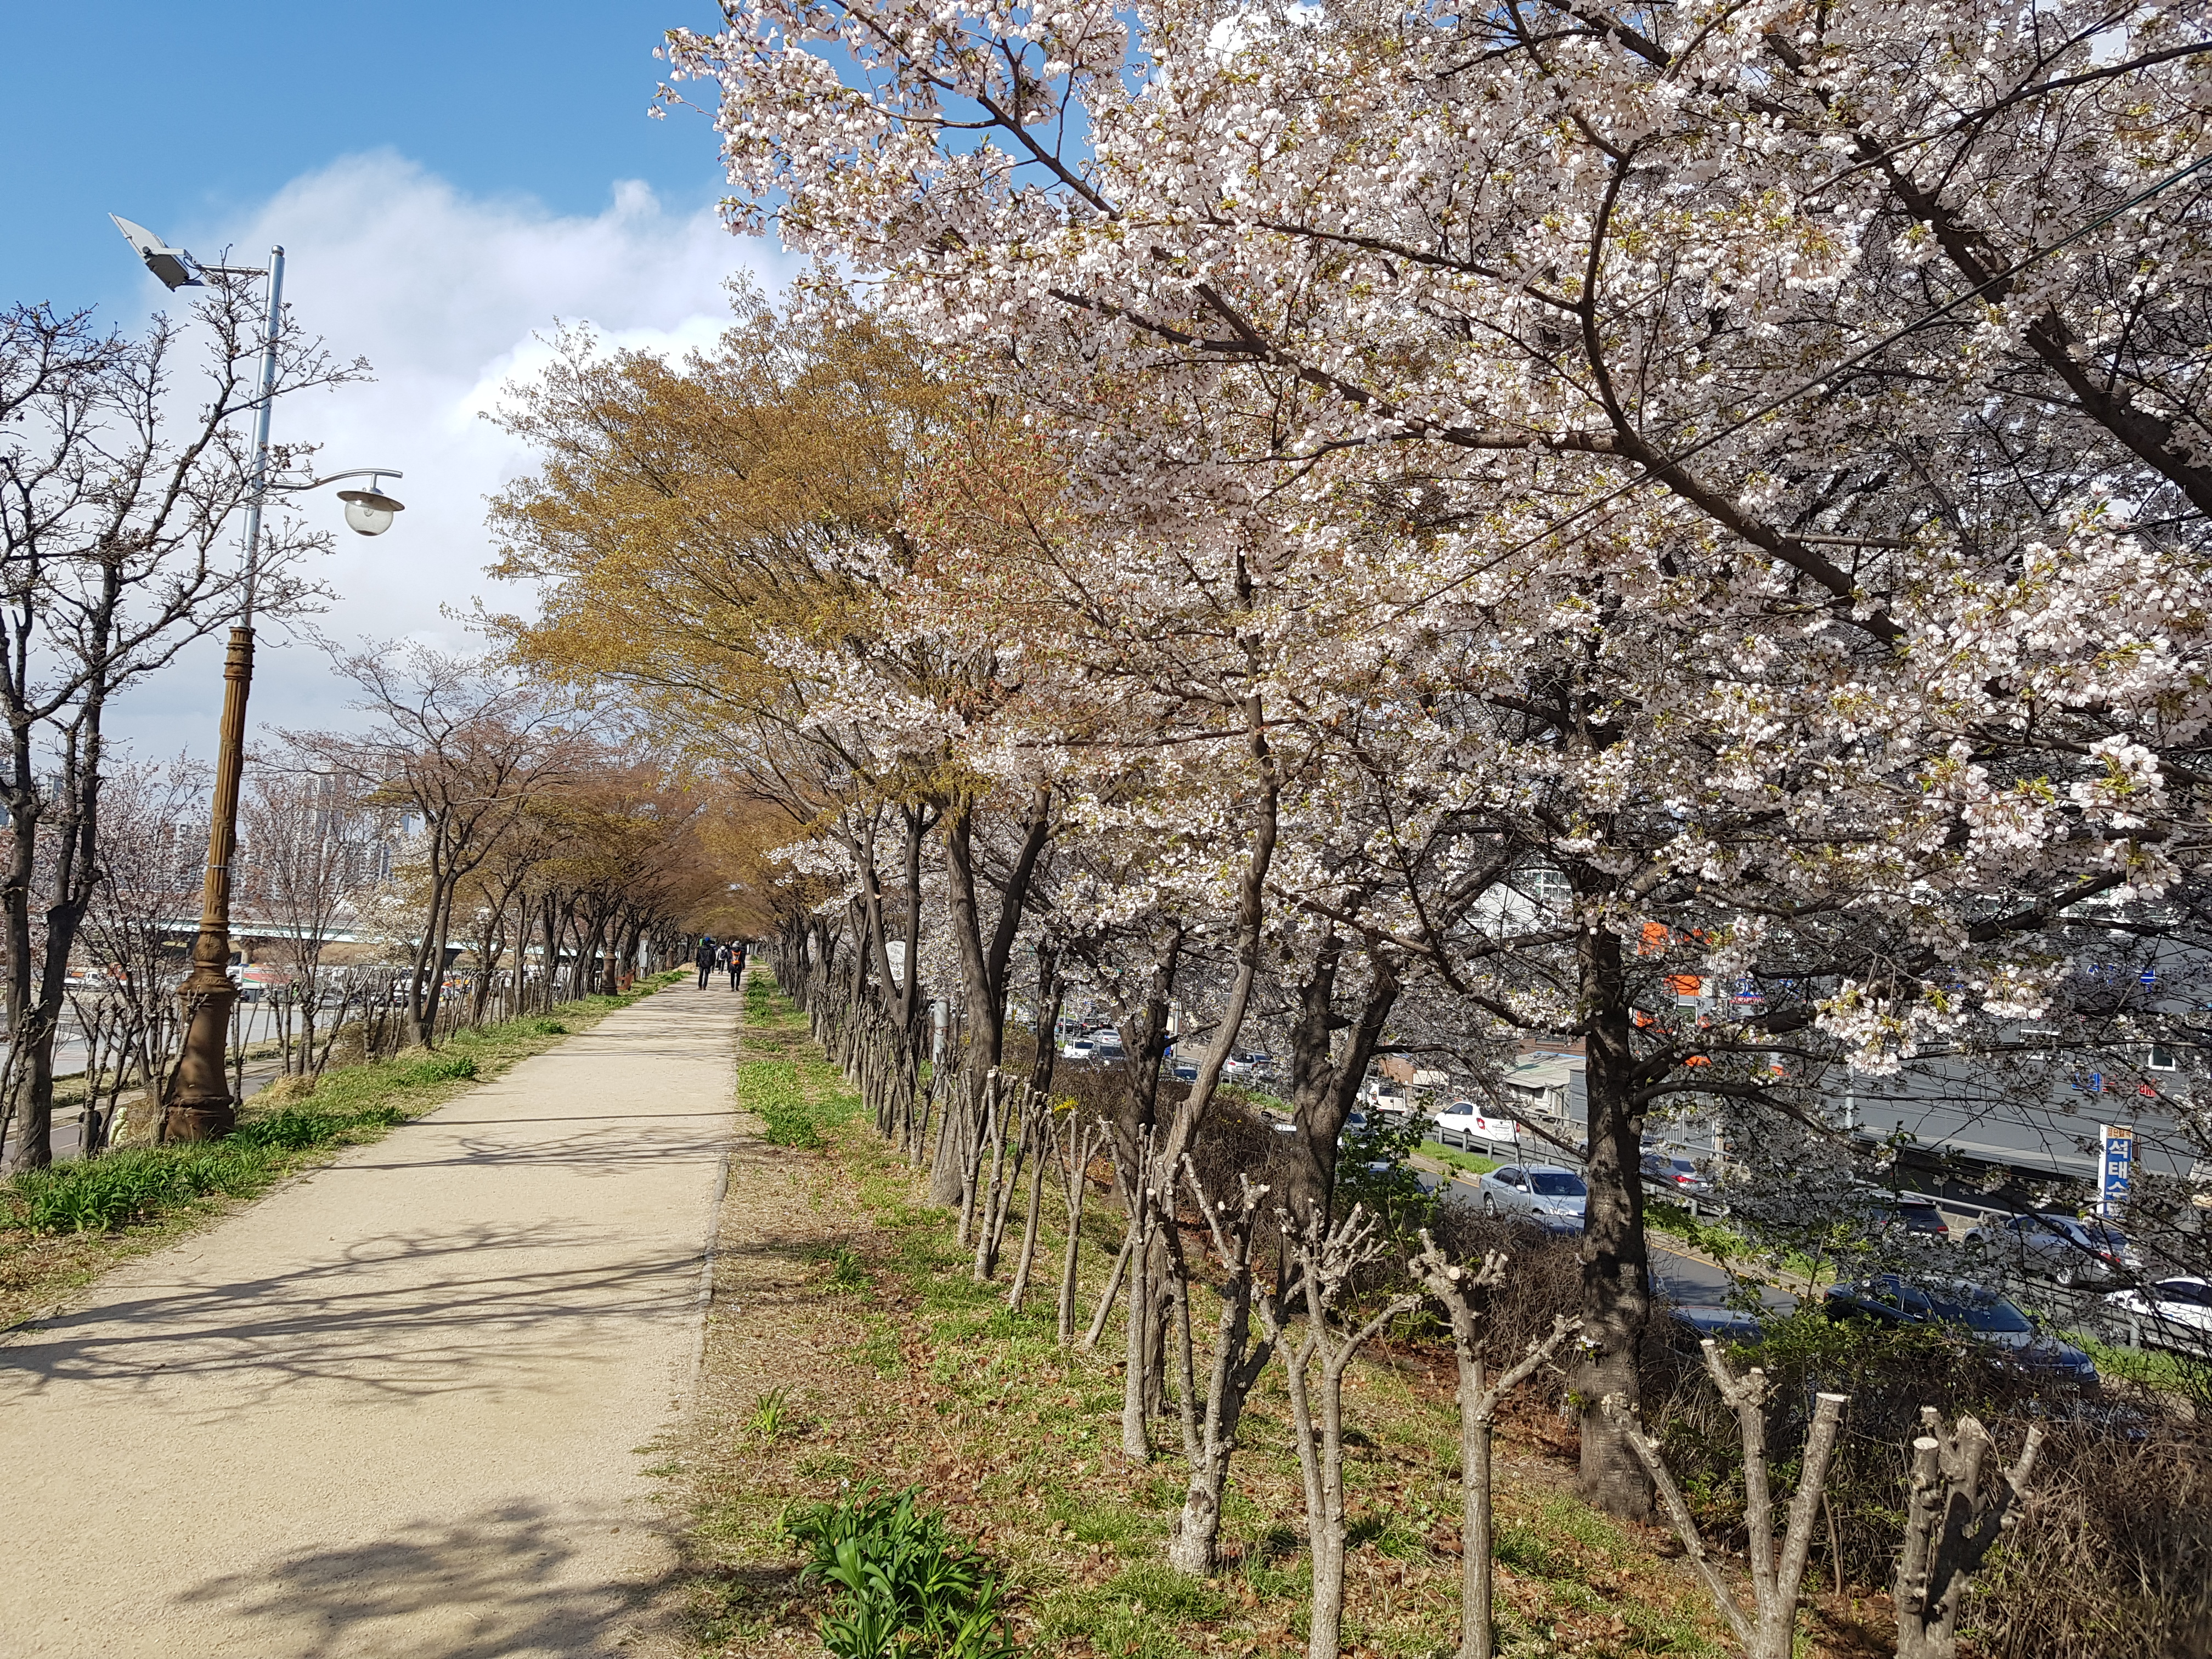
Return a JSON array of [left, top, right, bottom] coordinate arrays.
[[0, 1005, 297, 1165], [0, 981, 737, 1658], [1418, 1165, 1799, 1322]]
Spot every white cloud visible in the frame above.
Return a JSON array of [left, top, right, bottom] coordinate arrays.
[[109, 151, 787, 755]]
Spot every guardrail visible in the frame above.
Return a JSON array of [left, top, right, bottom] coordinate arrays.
[[1426, 1119, 1728, 1217], [1410, 1118, 2207, 1354]]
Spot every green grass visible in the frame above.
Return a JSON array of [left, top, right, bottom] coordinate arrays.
[[1420, 1140, 1500, 1176], [675, 970, 1739, 1659], [1037, 1560, 1227, 1658], [1, 969, 686, 1240], [2073, 1332, 2212, 1397], [736, 985, 864, 1148]]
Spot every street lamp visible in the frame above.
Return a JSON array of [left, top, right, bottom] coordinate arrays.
[[112, 215, 405, 1142]]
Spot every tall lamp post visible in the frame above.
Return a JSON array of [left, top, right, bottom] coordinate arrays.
[[112, 216, 405, 1142]]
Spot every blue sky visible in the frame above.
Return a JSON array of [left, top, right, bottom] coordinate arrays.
[[3, 1, 733, 318], [2, 1, 792, 754]]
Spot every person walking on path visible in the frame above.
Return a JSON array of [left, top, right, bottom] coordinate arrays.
[[727, 940, 744, 991], [695, 934, 716, 990]]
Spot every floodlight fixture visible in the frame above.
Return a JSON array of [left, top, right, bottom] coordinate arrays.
[[109, 214, 202, 290]]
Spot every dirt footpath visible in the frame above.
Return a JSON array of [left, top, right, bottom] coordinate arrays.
[[0, 983, 742, 1659]]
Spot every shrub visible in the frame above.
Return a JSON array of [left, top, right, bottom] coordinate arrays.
[[785, 1485, 1016, 1659], [1426, 1206, 1584, 1392], [1638, 1307, 2212, 1658], [1335, 1111, 1440, 1250]]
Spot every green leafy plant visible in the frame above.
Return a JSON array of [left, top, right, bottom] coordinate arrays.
[[827, 1246, 871, 1292], [231, 1104, 405, 1152], [2, 1102, 412, 1233], [785, 1485, 1018, 1659], [751, 1387, 796, 1440], [1335, 1111, 1438, 1247]]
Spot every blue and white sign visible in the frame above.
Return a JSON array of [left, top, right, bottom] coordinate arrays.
[[2100, 1124, 2135, 1217]]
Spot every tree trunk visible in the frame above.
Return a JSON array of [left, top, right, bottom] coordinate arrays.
[[1085, 1225, 1134, 1351], [1007, 1104, 1049, 1312], [1283, 936, 1400, 1225], [1410, 1237, 1583, 1659], [1167, 1169, 1276, 1577], [1571, 917, 1652, 1520], [933, 792, 1051, 1204], [1058, 1116, 1103, 1345], [1257, 1211, 1418, 1659], [1121, 1206, 1154, 1460], [1, 750, 44, 1168], [1894, 1413, 2044, 1659]]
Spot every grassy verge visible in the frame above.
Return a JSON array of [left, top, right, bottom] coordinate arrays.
[[2072, 1331, 2212, 1397], [1644, 1200, 1831, 1289], [0, 969, 687, 1329], [1420, 1139, 1500, 1177], [664, 973, 1739, 1659]]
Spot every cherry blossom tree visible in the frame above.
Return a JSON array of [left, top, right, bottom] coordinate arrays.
[[664, 0, 2212, 1513]]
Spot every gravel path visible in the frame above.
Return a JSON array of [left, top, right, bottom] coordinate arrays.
[[0, 982, 742, 1658]]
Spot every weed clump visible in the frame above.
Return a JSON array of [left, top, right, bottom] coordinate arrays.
[[751, 1386, 797, 1440], [826, 1246, 870, 1292], [786, 1483, 1015, 1659], [392, 1051, 479, 1086]]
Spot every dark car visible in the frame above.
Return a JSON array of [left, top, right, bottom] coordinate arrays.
[[1668, 1301, 1765, 1341], [1822, 1273, 2097, 1383], [1864, 1195, 1952, 1240]]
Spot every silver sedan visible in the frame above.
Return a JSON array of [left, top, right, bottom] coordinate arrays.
[[1475, 1164, 1588, 1233]]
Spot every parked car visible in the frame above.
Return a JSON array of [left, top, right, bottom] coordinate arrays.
[[1434, 1101, 1523, 1148], [1364, 1081, 1415, 1118], [1059, 1037, 1096, 1064], [1821, 1273, 2099, 1383], [1639, 1150, 1712, 1198], [1167, 1059, 1199, 1083], [1222, 1051, 1273, 1081], [1963, 1211, 2139, 1286], [2102, 1277, 2212, 1355], [1864, 1195, 1951, 1240], [1659, 1295, 1767, 1343], [1475, 1165, 1588, 1233]]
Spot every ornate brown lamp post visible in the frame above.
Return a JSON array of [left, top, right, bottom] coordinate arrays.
[[111, 218, 404, 1142]]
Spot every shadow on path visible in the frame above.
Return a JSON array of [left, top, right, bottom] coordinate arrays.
[[177, 1499, 648, 1659], [0, 1223, 702, 1409]]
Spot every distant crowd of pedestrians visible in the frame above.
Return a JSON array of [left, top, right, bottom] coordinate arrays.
[[695, 936, 747, 991]]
